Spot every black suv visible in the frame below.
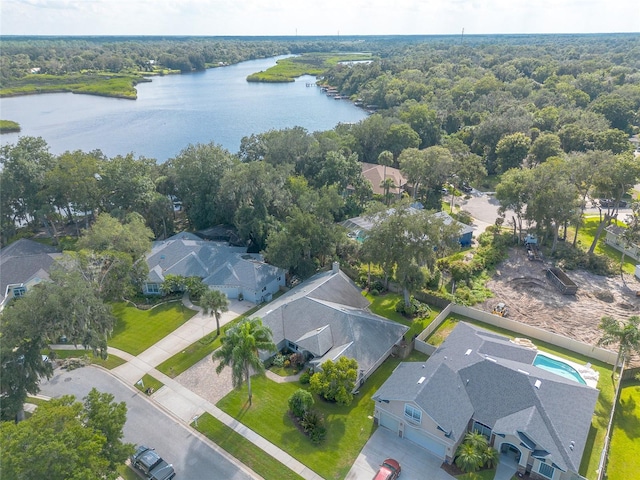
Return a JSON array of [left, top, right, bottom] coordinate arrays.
[[131, 445, 176, 480]]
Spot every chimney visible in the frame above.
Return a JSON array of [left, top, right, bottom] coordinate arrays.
[[332, 261, 340, 274]]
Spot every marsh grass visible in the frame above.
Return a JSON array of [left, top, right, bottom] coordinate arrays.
[[1, 73, 144, 98]]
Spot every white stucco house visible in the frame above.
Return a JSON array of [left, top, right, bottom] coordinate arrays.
[[604, 224, 640, 261], [373, 322, 598, 480], [142, 232, 285, 303]]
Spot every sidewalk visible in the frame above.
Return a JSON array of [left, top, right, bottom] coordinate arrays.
[[110, 294, 252, 384], [97, 295, 324, 480]]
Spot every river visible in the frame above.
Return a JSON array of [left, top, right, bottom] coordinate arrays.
[[0, 56, 368, 162]]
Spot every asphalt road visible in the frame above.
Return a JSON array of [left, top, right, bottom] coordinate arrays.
[[38, 366, 257, 480]]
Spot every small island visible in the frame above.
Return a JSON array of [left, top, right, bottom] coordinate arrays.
[[0, 120, 21, 133]]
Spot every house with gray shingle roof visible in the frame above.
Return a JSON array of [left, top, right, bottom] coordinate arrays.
[[143, 232, 285, 303], [0, 239, 61, 310], [341, 206, 472, 246], [253, 264, 408, 387], [372, 322, 598, 480]]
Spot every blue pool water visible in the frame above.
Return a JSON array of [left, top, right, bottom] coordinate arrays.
[[533, 354, 586, 385]]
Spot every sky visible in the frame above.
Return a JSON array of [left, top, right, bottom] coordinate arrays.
[[1, 0, 638, 36]]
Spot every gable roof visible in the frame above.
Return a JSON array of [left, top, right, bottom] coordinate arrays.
[[145, 234, 284, 291], [254, 269, 408, 375], [374, 322, 598, 473], [0, 239, 60, 303]]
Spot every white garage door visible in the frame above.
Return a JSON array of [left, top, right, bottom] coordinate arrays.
[[404, 424, 446, 459], [379, 412, 400, 433]]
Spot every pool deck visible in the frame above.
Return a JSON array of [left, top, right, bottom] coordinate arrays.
[[535, 351, 599, 388]]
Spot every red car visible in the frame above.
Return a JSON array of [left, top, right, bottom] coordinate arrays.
[[373, 458, 401, 480]]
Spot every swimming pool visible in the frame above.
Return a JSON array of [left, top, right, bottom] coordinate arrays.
[[533, 354, 587, 385]]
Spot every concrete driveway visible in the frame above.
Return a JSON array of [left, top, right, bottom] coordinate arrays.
[[345, 427, 456, 480]]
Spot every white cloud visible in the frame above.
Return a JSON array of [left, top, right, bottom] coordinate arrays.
[[1, 0, 638, 35]]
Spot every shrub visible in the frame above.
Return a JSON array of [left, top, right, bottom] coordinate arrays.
[[425, 268, 441, 290], [272, 353, 287, 368], [288, 389, 314, 418], [299, 371, 311, 384], [552, 243, 614, 275], [452, 210, 473, 225], [301, 409, 326, 444], [395, 297, 431, 318], [450, 260, 473, 286], [309, 357, 358, 406], [289, 352, 305, 369], [371, 280, 385, 292]]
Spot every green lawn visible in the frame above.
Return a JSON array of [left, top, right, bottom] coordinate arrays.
[[50, 349, 126, 370], [192, 413, 304, 480], [607, 380, 640, 480], [109, 301, 196, 355], [365, 292, 441, 339], [217, 356, 403, 480], [118, 465, 141, 480], [456, 470, 497, 480], [156, 304, 263, 378], [569, 215, 636, 274], [425, 314, 477, 347], [133, 374, 164, 394], [427, 315, 616, 480]]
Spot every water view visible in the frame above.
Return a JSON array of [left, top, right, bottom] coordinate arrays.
[[0, 56, 368, 161]]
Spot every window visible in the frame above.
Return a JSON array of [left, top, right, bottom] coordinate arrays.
[[472, 420, 492, 438], [146, 283, 160, 294], [12, 286, 26, 297], [538, 462, 555, 479], [404, 404, 421, 424]]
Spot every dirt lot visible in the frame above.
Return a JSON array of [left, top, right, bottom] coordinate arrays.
[[478, 246, 640, 366]]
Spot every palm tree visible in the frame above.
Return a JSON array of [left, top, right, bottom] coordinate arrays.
[[213, 317, 276, 405], [598, 315, 640, 378], [200, 289, 229, 336], [455, 441, 484, 473], [464, 431, 489, 450], [377, 150, 394, 186], [380, 177, 397, 205], [483, 446, 499, 469]]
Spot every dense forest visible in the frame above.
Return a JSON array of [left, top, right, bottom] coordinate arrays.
[[1, 34, 640, 291]]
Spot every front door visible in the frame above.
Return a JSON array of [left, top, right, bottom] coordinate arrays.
[[500, 443, 522, 462]]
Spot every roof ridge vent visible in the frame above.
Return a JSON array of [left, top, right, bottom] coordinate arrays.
[[486, 356, 497, 363]]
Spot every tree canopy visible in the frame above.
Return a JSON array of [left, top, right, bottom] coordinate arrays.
[[0, 389, 132, 480], [0, 269, 115, 420]]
